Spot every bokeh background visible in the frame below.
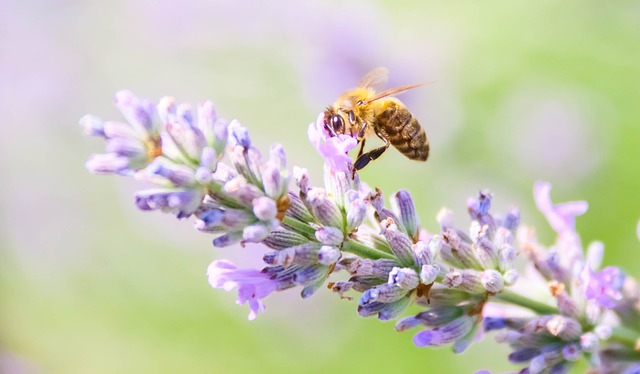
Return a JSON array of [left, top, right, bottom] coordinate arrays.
[[1, 0, 639, 373]]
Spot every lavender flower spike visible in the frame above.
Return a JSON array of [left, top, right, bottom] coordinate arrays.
[[82, 90, 640, 373]]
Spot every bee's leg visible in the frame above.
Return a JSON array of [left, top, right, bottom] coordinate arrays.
[[354, 133, 389, 171], [356, 138, 366, 159], [356, 122, 368, 158]]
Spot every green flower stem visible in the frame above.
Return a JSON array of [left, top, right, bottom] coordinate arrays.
[[281, 216, 396, 260], [282, 216, 318, 239], [610, 326, 639, 348], [493, 290, 558, 315], [342, 240, 397, 261]]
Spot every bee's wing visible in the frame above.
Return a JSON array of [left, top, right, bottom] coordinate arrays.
[[366, 82, 434, 103], [357, 67, 389, 90]]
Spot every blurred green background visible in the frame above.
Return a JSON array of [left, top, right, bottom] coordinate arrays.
[[1, 0, 639, 373]]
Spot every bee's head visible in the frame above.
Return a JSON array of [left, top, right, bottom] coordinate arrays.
[[323, 108, 346, 137]]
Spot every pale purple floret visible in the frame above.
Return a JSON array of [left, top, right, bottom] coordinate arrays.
[[207, 260, 278, 320], [582, 265, 625, 308], [307, 113, 357, 173], [534, 181, 588, 236]]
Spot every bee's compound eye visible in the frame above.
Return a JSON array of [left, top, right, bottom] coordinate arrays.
[[331, 114, 344, 133]]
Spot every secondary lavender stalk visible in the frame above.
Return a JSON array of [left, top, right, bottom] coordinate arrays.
[[81, 91, 640, 373]]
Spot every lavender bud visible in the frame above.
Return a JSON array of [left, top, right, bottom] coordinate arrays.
[[481, 270, 504, 293], [394, 190, 420, 241], [425, 287, 471, 306], [494, 227, 513, 248], [195, 167, 213, 184], [388, 267, 419, 290], [396, 316, 422, 331], [474, 238, 499, 270], [315, 226, 344, 246], [262, 163, 286, 200], [195, 208, 224, 231], [508, 347, 540, 363], [80, 115, 106, 137], [85, 153, 131, 175], [253, 197, 277, 221], [503, 269, 519, 285], [275, 243, 322, 267], [103, 120, 138, 139], [347, 258, 399, 278], [195, 100, 217, 146], [317, 246, 340, 266], [443, 270, 463, 288], [114, 90, 155, 135], [503, 207, 520, 232], [200, 146, 218, 170], [369, 189, 400, 224], [285, 192, 314, 223], [323, 164, 351, 209], [293, 265, 327, 287], [420, 264, 440, 285], [380, 218, 415, 266], [306, 188, 343, 228], [561, 344, 581, 362], [269, 144, 287, 170], [212, 119, 228, 156], [546, 316, 582, 340], [412, 316, 475, 347], [330, 281, 354, 298], [378, 296, 413, 321], [413, 306, 465, 327], [243, 223, 270, 243], [223, 176, 264, 207], [360, 284, 409, 304], [213, 231, 243, 247], [580, 332, 599, 352], [211, 163, 237, 185], [293, 167, 310, 194], [227, 120, 251, 148], [550, 284, 580, 318], [483, 317, 507, 331], [176, 103, 194, 126], [262, 227, 308, 250], [301, 279, 326, 299], [345, 190, 367, 232], [167, 119, 207, 162], [436, 208, 454, 229], [413, 241, 433, 267], [349, 276, 385, 292], [444, 269, 486, 294], [222, 209, 255, 230], [498, 244, 517, 272], [441, 229, 482, 270], [139, 159, 197, 187]]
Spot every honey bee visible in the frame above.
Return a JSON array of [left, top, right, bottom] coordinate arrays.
[[323, 67, 429, 174]]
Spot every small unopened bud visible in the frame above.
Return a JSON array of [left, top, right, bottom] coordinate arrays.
[[481, 270, 504, 293], [315, 226, 344, 246], [388, 267, 419, 290]]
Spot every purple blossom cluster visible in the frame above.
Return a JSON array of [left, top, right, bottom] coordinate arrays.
[[82, 91, 640, 373]]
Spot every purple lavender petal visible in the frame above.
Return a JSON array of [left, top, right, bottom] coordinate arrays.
[[114, 90, 155, 135], [582, 265, 625, 308], [207, 260, 278, 320], [307, 113, 357, 173], [534, 181, 588, 236], [412, 316, 475, 347]]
